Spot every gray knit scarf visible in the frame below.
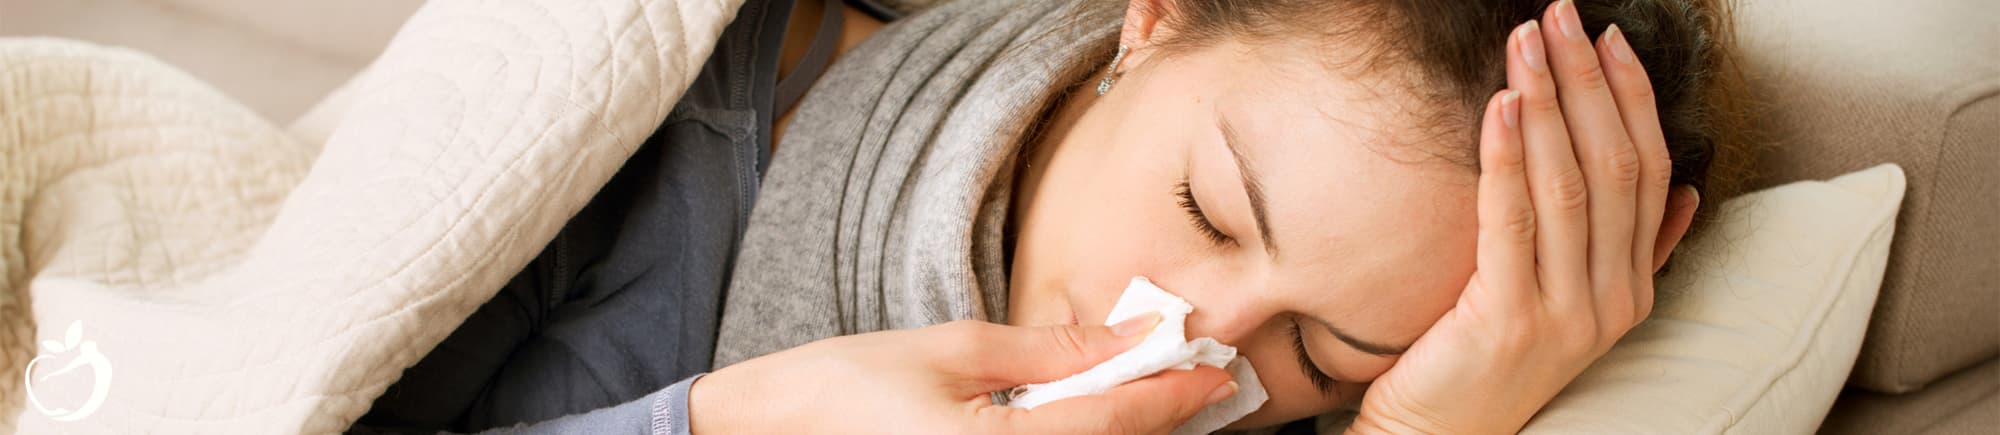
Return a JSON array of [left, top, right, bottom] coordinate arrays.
[[714, 0, 1118, 367]]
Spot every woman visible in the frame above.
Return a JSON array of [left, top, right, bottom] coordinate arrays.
[[370, 0, 1751, 433]]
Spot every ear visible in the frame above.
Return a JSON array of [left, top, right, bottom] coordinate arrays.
[[1651, 186, 1702, 272], [1118, 0, 1176, 69]]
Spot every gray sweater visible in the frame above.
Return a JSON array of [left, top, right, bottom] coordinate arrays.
[[714, 0, 1115, 366], [488, 1, 1118, 432]]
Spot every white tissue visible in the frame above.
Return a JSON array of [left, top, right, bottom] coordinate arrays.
[[1005, 277, 1270, 435]]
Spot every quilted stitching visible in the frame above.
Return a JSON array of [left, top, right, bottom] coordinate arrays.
[[1, 0, 742, 432]]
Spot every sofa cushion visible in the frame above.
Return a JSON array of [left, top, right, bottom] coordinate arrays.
[[1517, 165, 1905, 433], [1734, 0, 2000, 392], [1820, 359, 1999, 434]]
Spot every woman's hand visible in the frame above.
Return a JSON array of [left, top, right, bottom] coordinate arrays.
[[690, 316, 1238, 435], [1350, 2, 1692, 433]]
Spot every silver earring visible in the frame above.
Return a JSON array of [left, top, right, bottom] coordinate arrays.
[[1096, 44, 1129, 95]]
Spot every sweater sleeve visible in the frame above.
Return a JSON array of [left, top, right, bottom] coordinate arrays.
[[477, 374, 704, 435]]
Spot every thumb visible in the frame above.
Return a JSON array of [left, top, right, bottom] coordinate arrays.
[[949, 313, 1162, 391], [991, 366, 1236, 435]]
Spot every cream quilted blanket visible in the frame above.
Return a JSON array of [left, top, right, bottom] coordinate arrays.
[[0, 0, 742, 432]]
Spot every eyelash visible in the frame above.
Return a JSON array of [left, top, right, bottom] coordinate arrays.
[[1289, 318, 1339, 396], [1174, 181, 1235, 246]]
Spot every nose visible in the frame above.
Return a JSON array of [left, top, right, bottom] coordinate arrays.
[[1176, 286, 1273, 348]]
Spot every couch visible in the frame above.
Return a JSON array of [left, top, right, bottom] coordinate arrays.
[[1732, 0, 1998, 432]]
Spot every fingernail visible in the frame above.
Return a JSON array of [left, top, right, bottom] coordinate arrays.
[[1518, 21, 1548, 73], [1555, 0, 1586, 41], [1605, 24, 1636, 65], [1111, 312, 1161, 337], [1501, 90, 1521, 129], [1205, 381, 1238, 406]]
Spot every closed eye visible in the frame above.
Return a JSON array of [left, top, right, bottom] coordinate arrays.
[[1175, 180, 1235, 247], [1289, 317, 1338, 396]]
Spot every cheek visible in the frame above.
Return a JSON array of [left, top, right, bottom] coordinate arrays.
[[1020, 150, 1191, 324], [1027, 131, 1226, 323], [1058, 199, 1218, 325]]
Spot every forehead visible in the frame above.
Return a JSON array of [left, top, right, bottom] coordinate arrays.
[[1180, 41, 1479, 331], [1187, 42, 1476, 245], [1179, 39, 1470, 176], [1212, 83, 1475, 271]]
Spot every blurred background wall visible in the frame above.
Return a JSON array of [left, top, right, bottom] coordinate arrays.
[[0, 0, 422, 123]]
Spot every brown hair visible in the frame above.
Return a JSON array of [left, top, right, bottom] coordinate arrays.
[[1091, 0, 1756, 237]]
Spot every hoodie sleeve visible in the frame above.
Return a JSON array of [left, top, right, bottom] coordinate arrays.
[[478, 374, 703, 435]]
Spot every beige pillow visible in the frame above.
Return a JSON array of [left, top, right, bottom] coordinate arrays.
[[1314, 164, 1907, 434], [1522, 164, 1906, 433]]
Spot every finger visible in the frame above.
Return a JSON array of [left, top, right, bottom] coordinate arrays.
[[1653, 187, 1701, 272], [1597, 23, 1671, 319], [1507, 19, 1590, 305], [1543, 0, 1641, 316], [1478, 89, 1540, 302], [985, 366, 1234, 435], [936, 315, 1160, 392]]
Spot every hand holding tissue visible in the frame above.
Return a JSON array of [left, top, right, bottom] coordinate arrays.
[[1006, 277, 1269, 435], [690, 276, 1257, 434]]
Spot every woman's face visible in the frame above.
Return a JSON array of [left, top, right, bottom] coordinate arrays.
[[1006, 38, 1481, 427]]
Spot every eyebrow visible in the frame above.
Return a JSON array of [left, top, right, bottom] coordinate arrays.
[[1215, 112, 1279, 257], [1314, 317, 1410, 356]]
